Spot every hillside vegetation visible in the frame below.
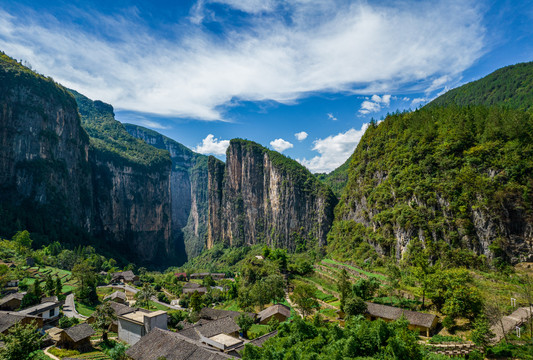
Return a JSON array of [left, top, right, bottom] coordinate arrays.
[[429, 62, 533, 111], [71, 90, 170, 170], [329, 106, 533, 265]]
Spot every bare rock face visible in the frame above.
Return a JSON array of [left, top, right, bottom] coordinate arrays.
[[0, 55, 92, 232], [208, 139, 337, 251], [124, 124, 209, 262], [0, 54, 174, 266]]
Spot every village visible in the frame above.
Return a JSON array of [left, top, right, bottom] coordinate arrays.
[[0, 236, 532, 360]]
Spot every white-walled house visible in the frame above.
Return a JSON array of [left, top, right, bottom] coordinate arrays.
[[19, 301, 61, 323], [118, 310, 167, 345]]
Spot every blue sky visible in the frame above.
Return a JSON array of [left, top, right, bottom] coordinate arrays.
[[1, 0, 532, 172]]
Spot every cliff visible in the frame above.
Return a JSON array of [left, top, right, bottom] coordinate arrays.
[[208, 139, 337, 251], [0, 53, 93, 245], [124, 124, 209, 261], [71, 92, 174, 265], [329, 106, 533, 264]]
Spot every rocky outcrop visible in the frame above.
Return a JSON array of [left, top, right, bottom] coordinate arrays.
[[208, 139, 337, 251], [124, 124, 209, 261]]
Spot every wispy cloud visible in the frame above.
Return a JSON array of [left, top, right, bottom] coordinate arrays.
[[270, 138, 294, 152], [327, 113, 337, 121], [298, 124, 369, 173], [194, 134, 230, 155], [0, 1, 485, 120]]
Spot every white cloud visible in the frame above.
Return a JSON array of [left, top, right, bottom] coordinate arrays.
[[411, 98, 428, 107], [0, 1, 486, 120], [298, 124, 369, 173], [359, 94, 392, 114], [137, 120, 170, 130], [194, 134, 230, 155], [270, 138, 294, 152], [295, 131, 308, 141], [327, 113, 337, 121]]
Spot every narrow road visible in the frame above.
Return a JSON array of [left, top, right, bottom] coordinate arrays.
[[63, 293, 87, 320]]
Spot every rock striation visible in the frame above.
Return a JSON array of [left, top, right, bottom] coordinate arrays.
[[124, 124, 209, 261], [208, 139, 337, 251]]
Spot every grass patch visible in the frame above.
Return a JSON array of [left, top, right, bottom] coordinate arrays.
[[75, 301, 99, 317], [322, 259, 387, 281], [249, 324, 269, 339]]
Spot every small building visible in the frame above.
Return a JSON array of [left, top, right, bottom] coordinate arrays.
[[199, 307, 255, 322], [0, 293, 25, 311], [0, 311, 43, 334], [178, 316, 241, 342], [19, 301, 62, 323], [118, 309, 167, 345], [211, 273, 225, 280], [229, 330, 278, 357], [111, 270, 139, 284], [257, 304, 291, 325], [174, 272, 187, 281], [126, 328, 234, 360], [189, 273, 210, 280], [5, 279, 19, 288], [58, 323, 95, 350], [104, 291, 127, 304], [182, 282, 207, 295], [365, 302, 438, 337]]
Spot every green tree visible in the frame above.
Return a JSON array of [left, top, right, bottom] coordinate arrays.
[[411, 249, 435, 309], [32, 280, 42, 299], [337, 269, 351, 312], [352, 278, 379, 301], [93, 301, 117, 343], [202, 275, 215, 287], [471, 315, 494, 351], [236, 314, 255, 339], [55, 276, 62, 297], [190, 291, 203, 313], [12, 230, 32, 256], [135, 283, 156, 308], [0, 321, 42, 360], [344, 296, 367, 317], [72, 261, 97, 304], [291, 282, 318, 318], [44, 275, 55, 296]]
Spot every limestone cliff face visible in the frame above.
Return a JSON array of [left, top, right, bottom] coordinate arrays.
[[124, 124, 209, 262], [72, 92, 173, 265], [0, 55, 92, 231], [208, 139, 337, 251]]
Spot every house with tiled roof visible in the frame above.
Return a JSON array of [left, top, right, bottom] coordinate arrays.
[[118, 309, 167, 345], [0, 292, 25, 311], [0, 311, 43, 334], [365, 302, 438, 336], [58, 323, 95, 350], [257, 304, 290, 324], [126, 328, 234, 360]]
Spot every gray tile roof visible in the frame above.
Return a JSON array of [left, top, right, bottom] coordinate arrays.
[[232, 330, 278, 353], [126, 328, 234, 360], [178, 316, 241, 340], [105, 291, 127, 302], [63, 323, 95, 343], [19, 301, 60, 316], [0, 293, 25, 306], [365, 302, 437, 329], [257, 305, 290, 323], [0, 311, 39, 333], [199, 308, 255, 321]]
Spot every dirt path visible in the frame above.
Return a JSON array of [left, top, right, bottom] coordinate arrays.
[[44, 346, 60, 360], [63, 293, 88, 320]]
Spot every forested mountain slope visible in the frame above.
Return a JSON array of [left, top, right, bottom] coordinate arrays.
[[429, 62, 533, 110], [329, 106, 532, 264]]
